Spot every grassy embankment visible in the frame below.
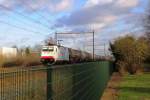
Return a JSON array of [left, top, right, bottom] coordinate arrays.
[[0, 54, 41, 68], [118, 72, 150, 100]]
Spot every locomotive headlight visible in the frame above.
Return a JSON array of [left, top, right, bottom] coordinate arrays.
[[41, 59, 45, 62]]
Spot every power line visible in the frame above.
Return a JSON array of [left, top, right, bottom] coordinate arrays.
[[2, 13, 49, 33], [0, 20, 44, 34], [0, 5, 51, 30], [35, 11, 52, 25], [26, 2, 52, 25], [55, 31, 95, 60]]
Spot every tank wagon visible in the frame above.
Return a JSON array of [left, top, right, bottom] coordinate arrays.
[[40, 45, 94, 64]]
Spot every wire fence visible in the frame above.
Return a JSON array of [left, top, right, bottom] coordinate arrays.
[[0, 67, 47, 100], [0, 61, 114, 100], [48, 61, 114, 100]]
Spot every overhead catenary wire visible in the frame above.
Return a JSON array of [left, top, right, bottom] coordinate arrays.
[[0, 4, 147, 35], [0, 13, 50, 34], [0, 20, 44, 35], [0, 5, 53, 36], [55, 13, 144, 40], [0, 5, 51, 30], [26, 1, 52, 26], [0, 4, 148, 48], [54, 25, 146, 56], [34, 11, 52, 25]]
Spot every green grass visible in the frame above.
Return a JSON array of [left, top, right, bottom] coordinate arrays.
[[118, 73, 150, 100]]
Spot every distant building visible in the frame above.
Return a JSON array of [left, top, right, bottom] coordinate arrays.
[[0, 47, 18, 58]]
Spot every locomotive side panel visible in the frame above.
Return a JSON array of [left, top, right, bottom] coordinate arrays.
[[57, 46, 69, 61], [68, 48, 82, 63]]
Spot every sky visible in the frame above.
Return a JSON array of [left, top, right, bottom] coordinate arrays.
[[0, 0, 149, 54]]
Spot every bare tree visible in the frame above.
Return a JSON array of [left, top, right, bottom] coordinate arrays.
[[144, 1, 150, 62], [144, 1, 150, 42], [33, 44, 42, 52], [44, 37, 56, 45]]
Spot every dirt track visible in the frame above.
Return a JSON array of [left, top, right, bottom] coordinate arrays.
[[101, 72, 122, 100]]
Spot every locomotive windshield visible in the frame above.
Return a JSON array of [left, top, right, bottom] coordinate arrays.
[[42, 47, 54, 52]]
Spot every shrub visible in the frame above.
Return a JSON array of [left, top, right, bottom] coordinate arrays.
[[23, 54, 41, 67], [0, 54, 41, 68], [110, 35, 149, 75]]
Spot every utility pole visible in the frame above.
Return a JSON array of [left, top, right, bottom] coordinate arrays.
[[93, 30, 95, 61], [55, 32, 57, 45], [104, 43, 106, 57], [55, 31, 95, 61]]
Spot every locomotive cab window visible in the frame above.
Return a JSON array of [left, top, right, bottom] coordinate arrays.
[[42, 48, 54, 52]]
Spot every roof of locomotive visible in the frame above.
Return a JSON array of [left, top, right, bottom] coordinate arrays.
[[42, 45, 93, 55]]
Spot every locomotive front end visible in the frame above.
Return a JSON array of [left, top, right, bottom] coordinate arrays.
[[40, 46, 56, 65]]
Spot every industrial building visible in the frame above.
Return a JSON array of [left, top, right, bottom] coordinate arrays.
[[0, 47, 18, 58]]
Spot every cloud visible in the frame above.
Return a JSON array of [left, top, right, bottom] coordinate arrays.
[[85, 0, 113, 7], [0, 0, 143, 48], [116, 0, 138, 8], [0, 0, 73, 12], [85, 0, 138, 8], [52, 0, 73, 12], [52, 0, 143, 50], [54, 0, 139, 31]]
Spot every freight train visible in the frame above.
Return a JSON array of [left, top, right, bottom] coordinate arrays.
[[40, 45, 100, 65]]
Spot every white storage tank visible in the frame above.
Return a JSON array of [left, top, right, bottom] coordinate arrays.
[[0, 47, 17, 58]]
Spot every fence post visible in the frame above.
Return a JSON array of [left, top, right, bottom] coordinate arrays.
[[47, 66, 52, 100]]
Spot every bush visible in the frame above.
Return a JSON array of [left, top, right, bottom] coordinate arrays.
[[0, 55, 23, 67], [0, 54, 41, 68], [145, 45, 150, 63], [116, 61, 128, 75], [23, 55, 41, 67], [110, 35, 149, 75]]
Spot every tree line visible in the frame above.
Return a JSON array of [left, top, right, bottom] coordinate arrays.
[[110, 36, 150, 75], [110, 2, 150, 75]]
